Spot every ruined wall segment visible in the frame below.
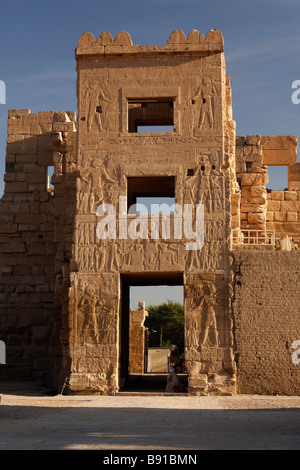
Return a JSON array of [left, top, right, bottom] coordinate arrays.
[[232, 251, 300, 395], [234, 134, 300, 248], [0, 109, 76, 385], [128, 302, 148, 374]]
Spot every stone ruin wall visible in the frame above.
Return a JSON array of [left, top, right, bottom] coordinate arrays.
[[0, 110, 76, 387], [235, 134, 300, 247], [232, 250, 300, 395], [128, 301, 148, 375], [0, 29, 299, 396]]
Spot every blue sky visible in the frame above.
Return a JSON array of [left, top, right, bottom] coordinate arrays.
[[1, 0, 299, 194], [0, 0, 299, 307]]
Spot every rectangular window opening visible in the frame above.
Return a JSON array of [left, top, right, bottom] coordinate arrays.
[[266, 166, 288, 191], [127, 176, 175, 214], [47, 166, 54, 190], [128, 98, 174, 133]]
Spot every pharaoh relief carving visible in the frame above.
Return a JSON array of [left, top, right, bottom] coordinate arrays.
[[76, 285, 118, 345], [189, 77, 217, 134], [78, 158, 118, 214], [199, 283, 219, 347], [183, 165, 222, 212], [76, 284, 99, 343], [183, 166, 223, 214], [83, 82, 114, 133], [186, 278, 219, 349], [183, 167, 202, 203]]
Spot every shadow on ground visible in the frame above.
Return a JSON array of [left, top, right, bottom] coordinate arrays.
[[0, 400, 299, 450]]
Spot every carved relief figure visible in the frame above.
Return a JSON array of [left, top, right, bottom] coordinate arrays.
[[78, 159, 118, 214], [77, 285, 99, 342], [199, 284, 218, 346], [186, 247, 200, 271], [95, 244, 106, 271], [186, 313, 199, 348], [85, 84, 113, 132], [183, 166, 201, 203], [91, 158, 118, 205], [210, 169, 223, 212], [200, 243, 209, 270], [107, 241, 122, 272], [190, 77, 217, 133], [199, 167, 212, 212]]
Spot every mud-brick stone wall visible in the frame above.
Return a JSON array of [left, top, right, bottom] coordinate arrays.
[[232, 251, 300, 395], [0, 109, 76, 386]]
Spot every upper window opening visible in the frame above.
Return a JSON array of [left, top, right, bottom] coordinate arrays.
[[47, 166, 54, 190], [128, 98, 174, 133], [266, 166, 288, 191]]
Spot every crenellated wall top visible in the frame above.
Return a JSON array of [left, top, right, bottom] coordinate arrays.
[[75, 29, 224, 58]]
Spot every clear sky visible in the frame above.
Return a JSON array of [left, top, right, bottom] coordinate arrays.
[[0, 0, 299, 307]]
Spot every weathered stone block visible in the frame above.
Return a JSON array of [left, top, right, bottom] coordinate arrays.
[[240, 202, 266, 213], [286, 212, 298, 222], [241, 172, 268, 186], [250, 185, 267, 198], [284, 190, 298, 201], [248, 212, 266, 225], [274, 211, 286, 222], [281, 200, 300, 212], [267, 200, 281, 211]]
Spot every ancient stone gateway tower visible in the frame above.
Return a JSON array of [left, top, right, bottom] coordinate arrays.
[[0, 30, 299, 396], [66, 28, 236, 395]]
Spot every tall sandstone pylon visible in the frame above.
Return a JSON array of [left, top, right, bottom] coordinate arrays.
[[0, 30, 299, 396]]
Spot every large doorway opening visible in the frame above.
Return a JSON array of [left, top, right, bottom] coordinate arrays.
[[120, 272, 187, 393]]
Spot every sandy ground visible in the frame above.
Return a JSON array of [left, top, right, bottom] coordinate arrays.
[[0, 381, 300, 450]]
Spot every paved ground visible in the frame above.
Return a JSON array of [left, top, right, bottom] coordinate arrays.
[[0, 382, 300, 451]]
